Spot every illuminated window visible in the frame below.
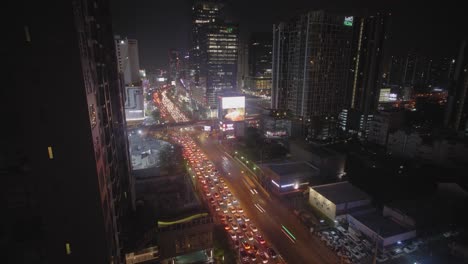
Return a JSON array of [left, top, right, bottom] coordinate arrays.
[[65, 243, 72, 255], [48, 146, 54, 159]]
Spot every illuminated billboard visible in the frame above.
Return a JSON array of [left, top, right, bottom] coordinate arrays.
[[344, 16, 353, 26], [379, 88, 397, 102], [221, 96, 245, 121]]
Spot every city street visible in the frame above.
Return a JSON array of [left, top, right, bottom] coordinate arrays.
[[194, 132, 339, 264]]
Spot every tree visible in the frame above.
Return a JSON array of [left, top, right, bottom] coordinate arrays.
[[151, 110, 161, 121]]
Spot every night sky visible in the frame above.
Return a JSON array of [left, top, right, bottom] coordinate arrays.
[[111, 0, 466, 70]]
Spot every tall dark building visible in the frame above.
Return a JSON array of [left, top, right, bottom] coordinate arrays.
[[248, 32, 272, 92], [6, 1, 133, 263], [190, 1, 238, 107], [347, 13, 390, 135], [169, 49, 181, 82], [444, 40, 468, 132], [272, 10, 355, 139], [190, 0, 224, 106]]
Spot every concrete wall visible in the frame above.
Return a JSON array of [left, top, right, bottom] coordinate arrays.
[[383, 206, 416, 228], [309, 188, 337, 220]]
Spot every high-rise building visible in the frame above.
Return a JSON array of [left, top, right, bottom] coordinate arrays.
[[444, 40, 468, 132], [190, 1, 238, 107], [237, 39, 249, 90], [347, 13, 390, 136], [168, 49, 181, 82], [272, 11, 355, 137], [190, 0, 224, 89], [6, 1, 133, 263], [248, 32, 272, 94], [115, 36, 141, 85], [199, 23, 239, 107]]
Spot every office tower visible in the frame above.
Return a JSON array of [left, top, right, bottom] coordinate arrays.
[[200, 23, 239, 107], [115, 36, 141, 85], [190, 0, 224, 89], [348, 13, 390, 135], [6, 0, 133, 263], [444, 40, 468, 132], [237, 39, 249, 90], [168, 49, 181, 82], [272, 11, 354, 122], [248, 32, 273, 93]]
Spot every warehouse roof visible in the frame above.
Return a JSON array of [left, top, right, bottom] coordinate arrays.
[[311, 181, 370, 205]]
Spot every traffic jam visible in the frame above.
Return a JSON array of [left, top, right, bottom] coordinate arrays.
[[174, 135, 280, 264]]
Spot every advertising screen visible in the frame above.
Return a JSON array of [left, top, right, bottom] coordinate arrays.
[[221, 96, 245, 121]]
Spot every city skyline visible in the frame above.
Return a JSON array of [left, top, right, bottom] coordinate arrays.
[[111, 0, 466, 69]]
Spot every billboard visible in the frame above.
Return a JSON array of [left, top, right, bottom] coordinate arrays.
[[221, 96, 245, 121], [379, 88, 397, 102]]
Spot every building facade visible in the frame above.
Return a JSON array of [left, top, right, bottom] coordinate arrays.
[[190, 0, 224, 106], [199, 23, 239, 106], [115, 36, 141, 85], [248, 32, 272, 94], [272, 11, 355, 139], [348, 13, 390, 136], [7, 0, 134, 263]]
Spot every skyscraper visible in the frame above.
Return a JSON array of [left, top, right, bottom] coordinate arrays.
[[248, 32, 273, 94], [6, 1, 133, 263], [347, 13, 390, 135], [272, 10, 355, 138], [190, 1, 238, 107], [115, 36, 141, 85], [190, 0, 224, 90], [444, 40, 468, 132], [200, 23, 239, 106]]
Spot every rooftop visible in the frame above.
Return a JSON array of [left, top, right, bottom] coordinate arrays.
[[349, 211, 413, 238], [311, 181, 370, 204], [262, 161, 322, 185]]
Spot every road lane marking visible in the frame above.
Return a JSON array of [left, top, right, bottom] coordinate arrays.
[[281, 229, 296, 244], [254, 203, 266, 213]]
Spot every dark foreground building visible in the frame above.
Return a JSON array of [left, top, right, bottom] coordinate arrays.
[[4, 1, 134, 263]]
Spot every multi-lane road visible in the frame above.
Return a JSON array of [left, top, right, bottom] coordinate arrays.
[[195, 132, 339, 264], [156, 88, 338, 263]]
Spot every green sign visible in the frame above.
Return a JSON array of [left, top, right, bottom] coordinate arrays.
[[226, 27, 233, 33], [344, 16, 353, 26]]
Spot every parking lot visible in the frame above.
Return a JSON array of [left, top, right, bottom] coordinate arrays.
[[316, 224, 425, 264]]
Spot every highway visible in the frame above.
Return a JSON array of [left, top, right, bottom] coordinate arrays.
[[194, 132, 339, 264]]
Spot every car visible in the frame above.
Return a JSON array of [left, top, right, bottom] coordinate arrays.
[[256, 234, 266, 244], [240, 249, 249, 262], [249, 252, 257, 261], [250, 244, 259, 254], [240, 223, 248, 231], [214, 192, 220, 198], [241, 240, 251, 250], [228, 230, 237, 240], [389, 248, 404, 259], [224, 225, 231, 231], [250, 224, 258, 232], [231, 223, 238, 230], [234, 214, 242, 221], [376, 253, 389, 263], [259, 251, 269, 263], [212, 205, 220, 211], [209, 197, 215, 204], [226, 199, 233, 206], [232, 197, 238, 203], [229, 206, 236, 214], [242, 215, 250, 222], [246, 231, 254, 241], [403, 244, 418, 253], [236, 206, 244, 213], [226, 191, 232, 196], [267, 247, 277, 258], [236, 230, 244, 239]]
